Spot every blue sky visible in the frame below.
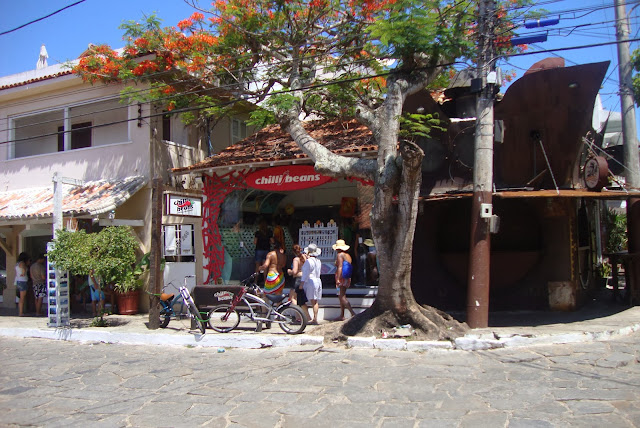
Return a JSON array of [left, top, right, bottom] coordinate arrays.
[[0, 0, 638, 126]]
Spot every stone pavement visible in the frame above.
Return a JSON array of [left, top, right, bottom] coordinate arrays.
[[1, 332, 639, 427], [0, 297, 639, 351]]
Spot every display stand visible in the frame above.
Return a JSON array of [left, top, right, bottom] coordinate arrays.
[[47, 242, 70, 327], [299, 224, 338, 262]]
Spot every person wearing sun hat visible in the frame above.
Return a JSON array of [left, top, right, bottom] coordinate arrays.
[[332, 239, 356, 321], [301, 243, 322, 324], [364, 238, 379, 286]]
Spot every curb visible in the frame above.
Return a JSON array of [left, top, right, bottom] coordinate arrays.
[[0, 327, 324, 349], [1, 322, 639, 351], [346, 322, 640, 351]]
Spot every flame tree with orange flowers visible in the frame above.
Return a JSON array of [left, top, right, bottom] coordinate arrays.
[[74, 0, 528, 339]]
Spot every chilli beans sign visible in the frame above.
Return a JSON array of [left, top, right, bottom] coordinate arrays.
[[166, 194, 202, 217], [245, 165, 333, 191]]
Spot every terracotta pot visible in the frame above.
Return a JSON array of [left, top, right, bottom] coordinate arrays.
[[116, 290, 140, 315]]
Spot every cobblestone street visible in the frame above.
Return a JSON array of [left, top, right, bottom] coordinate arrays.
[[1, 332, 639, 427]]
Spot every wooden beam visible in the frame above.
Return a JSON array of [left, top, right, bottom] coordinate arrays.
[[0, 237, 13, 258], [98, 219, 145, 227]]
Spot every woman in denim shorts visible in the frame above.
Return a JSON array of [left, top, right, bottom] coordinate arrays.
[[15, 252, 30, 317]]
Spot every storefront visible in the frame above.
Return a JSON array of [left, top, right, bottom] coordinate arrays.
[[203, 166, 375, 288], [172, 120, 381, 316]]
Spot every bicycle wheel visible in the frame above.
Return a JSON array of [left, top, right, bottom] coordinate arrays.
[[186, 300, 206, 334], [278, 305, 307, 334], [208, 305, 240, 333], [159, 308, 171, 328]]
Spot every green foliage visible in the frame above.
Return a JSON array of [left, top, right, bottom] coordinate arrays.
[[46, 229, 95, 275], [47, 226, 141, 292], [367, 0, 475, 66], [93, 226, 139, 291], [248, 108, 277, 128], [90, 314, 109, 327], [399, 113, 447, 141], [596, 262, 612, 279], [603, 209, 628, 253], [632, 48, 640, 105]]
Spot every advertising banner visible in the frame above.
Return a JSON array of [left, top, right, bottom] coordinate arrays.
[[166, 194, 202, 217], [245, 165, 333, 191]]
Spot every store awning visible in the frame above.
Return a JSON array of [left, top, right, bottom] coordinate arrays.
[[0, 175, 147, 224], [172, 119, 378, 175]]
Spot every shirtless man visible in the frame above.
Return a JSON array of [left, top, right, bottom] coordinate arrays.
[[260, 241, 287, 295], [333, 239, 356, 320]]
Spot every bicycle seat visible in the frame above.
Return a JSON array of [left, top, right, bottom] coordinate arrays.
[[265, 294, 286, 305], [160, 293, 174, 302]]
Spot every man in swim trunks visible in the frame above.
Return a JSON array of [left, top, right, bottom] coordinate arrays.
[[259, 240, 287, 295], [333, 239, 356, 320], [88, 269, 105, 317]]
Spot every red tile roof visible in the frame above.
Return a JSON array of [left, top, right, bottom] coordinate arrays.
[[0, 70, 73, 91], [0, 176, 147, 222], [172, 119, 377, 174]]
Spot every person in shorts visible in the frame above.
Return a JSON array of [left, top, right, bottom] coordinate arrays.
[[287, 244, 308, 309], [15, 252, 30, 317], [30, 254, 47, 316], [333, 239, 356, 321], [301, 243, 323, 325], [88, 269, 104, 317]]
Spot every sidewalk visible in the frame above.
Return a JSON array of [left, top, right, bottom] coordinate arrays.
[[0, 299, 639, 351]]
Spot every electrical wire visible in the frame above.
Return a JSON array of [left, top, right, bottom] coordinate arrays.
[[0, 59, 465, 146], [2, 1, 638, 139], [0, 1, 87, 37]]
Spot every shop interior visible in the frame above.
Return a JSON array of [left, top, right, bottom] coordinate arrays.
[[216, 178, 379, 288]]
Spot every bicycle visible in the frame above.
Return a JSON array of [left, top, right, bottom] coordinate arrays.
[[153, 275, 194, 328], [207, 273, 307, 335], [179, 284, 207, 335], [150, 275, 204, 331]]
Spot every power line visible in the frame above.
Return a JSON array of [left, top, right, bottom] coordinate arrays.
[[0, 59, 465, 147], [504, 36, 640, 58], [0, 1, 87, 37], [3, 2, 637, 138], [0, 53, 383, 134]]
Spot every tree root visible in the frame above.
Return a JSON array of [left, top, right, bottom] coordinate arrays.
[[337, 303, 468, 341]]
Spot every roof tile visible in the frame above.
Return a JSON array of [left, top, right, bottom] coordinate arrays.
[[173, 119, 377, 173], [0, 176, 147, 222]]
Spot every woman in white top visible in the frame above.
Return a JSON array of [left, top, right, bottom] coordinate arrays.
[[301, 243, 323, 325], [15, 252, 30, 317]]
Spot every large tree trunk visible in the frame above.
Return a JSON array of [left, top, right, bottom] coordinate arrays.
[[340, 80, 468, 340], [282, 76, 467, 340], [341, 140, 467, 340]]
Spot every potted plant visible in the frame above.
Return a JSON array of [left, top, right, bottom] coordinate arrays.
[[91, 226, 141, 315], [48, 226, 142, 315], [595, 262, 612, 288]]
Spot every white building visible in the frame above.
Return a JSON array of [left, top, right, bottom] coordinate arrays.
[[0, 46, 252, 311]]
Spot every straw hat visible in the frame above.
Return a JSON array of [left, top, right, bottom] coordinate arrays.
[[332, 239, 350, 251], [363, 239, 375, 247], [304, 243, 322, 257]]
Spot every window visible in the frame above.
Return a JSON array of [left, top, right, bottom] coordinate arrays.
[[162, 113, 171, 141], [162, 224, 195, 262], [57, 122, 92, 151], [231, 118, 247, 144]]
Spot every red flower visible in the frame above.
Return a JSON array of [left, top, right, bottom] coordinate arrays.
[[178, 19, 194, 30]]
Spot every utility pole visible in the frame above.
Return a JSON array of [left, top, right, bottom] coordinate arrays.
[[615, 0, 640, 189], [614, 0, 640, 306], [467, 0, 496, 328], [148, 177, 163, 329]]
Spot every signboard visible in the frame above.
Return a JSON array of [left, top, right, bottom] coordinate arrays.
[[166, 194, 202, 217], [46, 242, 70, 327], [245, 165, 333, 191]]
